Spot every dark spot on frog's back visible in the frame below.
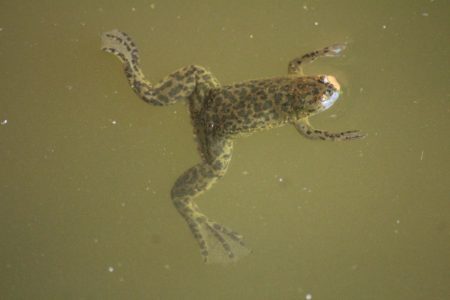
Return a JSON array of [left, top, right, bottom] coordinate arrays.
[[274, 93, 283, 104], [157, 94, 169, 104], [213, 94, 224, 106], [212, 160, 223, 170], [238, 109, 247, 118], [263, 100, 272, 110], [168, 84, 183, 97], [239, 89, 248, 99], [159, 80, 173, 89]]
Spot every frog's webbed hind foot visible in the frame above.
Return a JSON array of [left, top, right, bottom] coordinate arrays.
[[288, 43, 347, 75], [101, 29, 140, 65], [189, 214, 251, 264]]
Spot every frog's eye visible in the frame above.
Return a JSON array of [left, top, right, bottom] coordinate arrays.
[[318, 76, 328, 84]]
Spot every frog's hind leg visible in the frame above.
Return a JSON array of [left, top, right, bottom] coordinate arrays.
[[294, 118, 366, 141], [171, 138, 251, 264], [101, 29, 219, 106], [288, 43, 347, 75]]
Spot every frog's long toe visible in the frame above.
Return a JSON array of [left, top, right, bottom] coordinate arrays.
[[198, 219, 251, 264]]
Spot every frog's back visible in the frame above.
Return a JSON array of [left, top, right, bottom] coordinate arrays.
[[206, 77, 317, 136]]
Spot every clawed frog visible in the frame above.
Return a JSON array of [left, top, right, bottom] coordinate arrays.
[[101, 29, 365, 263]]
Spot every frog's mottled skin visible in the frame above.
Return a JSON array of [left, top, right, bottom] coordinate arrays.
[[101, 29, 365, 263]]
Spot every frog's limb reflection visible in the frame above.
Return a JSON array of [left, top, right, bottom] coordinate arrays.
[[171, 138, 251, 263], [288, 43, 347, 75], [101, 29, 219, 106], [294, 118, 366, 141]]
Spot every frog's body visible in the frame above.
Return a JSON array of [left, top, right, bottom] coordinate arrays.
[[101, 29, 365, 263]]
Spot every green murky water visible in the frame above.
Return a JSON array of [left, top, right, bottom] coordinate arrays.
[[1, 1, 449, 299]]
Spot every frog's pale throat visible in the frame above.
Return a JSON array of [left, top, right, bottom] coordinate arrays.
[[321, 75, 340, 111]]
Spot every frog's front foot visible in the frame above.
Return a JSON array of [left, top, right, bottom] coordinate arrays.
[[288, 43, 349, 74], [294, 118, 367, 141], [324, 43, 347, 57]]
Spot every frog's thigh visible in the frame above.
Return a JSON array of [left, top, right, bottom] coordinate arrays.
[[294, 118, 365, 141], [146, 65, 220, 106]]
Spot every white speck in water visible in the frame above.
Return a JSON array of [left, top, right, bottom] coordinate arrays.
[[150, 3, 156, 9], [111, 120, 117, 125], [396, 219, 400, 224], [303, 5, 308, 11], [277, 177, 284, 183], [382, 25, 387, 29], [249, 34, 254, 39], [313, 21, 319, 26], [1, 119, 7, 125], [358, 150, 364, 157], [80, 22, 86, 27], [108, 266, 114, 272], [164, 264, 171, 270], [329, 114, 337, 119], [242, 170, 249, 176], [306, 293, 312, 300], [66, 85, 73, 91], [0, 27, 4, 32], [421, 12, 429, 17], [176, 15, 181, 19], [131, 7, 136, 12], [420, 150, 424, 160], [121, 202, 126, 207], [93, 238, 99, 243], [359, 87, 364, 93]]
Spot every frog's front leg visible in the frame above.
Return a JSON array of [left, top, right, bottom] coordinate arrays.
[[288, 43, 346, 75], [101, 29, 219, 106], [171, 138, 250, 264], [294, 118, 366, 141]]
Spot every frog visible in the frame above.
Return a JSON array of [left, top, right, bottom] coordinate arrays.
[[101, 29, 366, 264]]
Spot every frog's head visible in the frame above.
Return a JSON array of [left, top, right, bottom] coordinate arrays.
[[317, 75, 340, 111], [292, 75, 341, 117]]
